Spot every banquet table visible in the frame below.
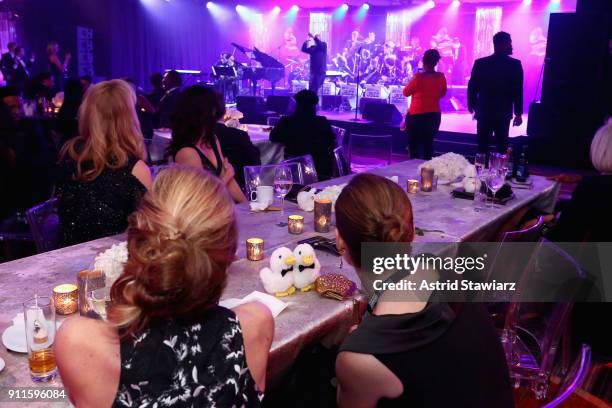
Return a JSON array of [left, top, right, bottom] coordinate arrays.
[[152, 124, 284, 165], [0, 160, 558, 407]]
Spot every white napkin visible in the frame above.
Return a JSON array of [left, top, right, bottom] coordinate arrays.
[[386, 175, 399, 184], [249, 200, 273, 212], [12, 312, 25, 329], [220, 291, 287, 318]]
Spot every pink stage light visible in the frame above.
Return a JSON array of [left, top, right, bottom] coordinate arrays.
[[522, 0, 532, 4], [272, 5, 281, 14], [451, 0, 461, 6], [427, 0, 436, 9], [551, 0, 561, 3], [341, 3, 349, 11], [290, 5, 300, 12], [362, 3, 370, 10]]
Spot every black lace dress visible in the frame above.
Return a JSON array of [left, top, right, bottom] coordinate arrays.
[[57, 156, 146, 246], [113, 306, 262, 408]]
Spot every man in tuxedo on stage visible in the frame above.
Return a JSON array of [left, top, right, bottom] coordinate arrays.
[[301, 33, 327, 95], [468, 31, 523, 157], [1, 42, 17, 86]]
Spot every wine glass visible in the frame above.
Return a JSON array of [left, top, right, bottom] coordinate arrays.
[[486, 167, 505, 208], [84, 270, 110, 320], [474, 153, 487, 175], [274, 165, 293, 215]]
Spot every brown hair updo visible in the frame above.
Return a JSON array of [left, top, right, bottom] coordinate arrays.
[[109, 166, 237, 336], [335, 173, 415, 268]]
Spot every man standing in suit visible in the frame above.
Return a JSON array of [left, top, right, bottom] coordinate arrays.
[[1, 42, 17, 86], [301, 33, 327, 95], [468, 32, 523, 157], [156, 70, 182, 128]]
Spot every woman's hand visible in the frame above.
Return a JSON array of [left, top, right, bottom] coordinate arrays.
[[221, 157, 235, 184]]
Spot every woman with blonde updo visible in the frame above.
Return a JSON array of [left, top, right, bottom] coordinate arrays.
[[57, 79, 152, 246], [55, 167, 273, 407], [334, 173, 512, 408]]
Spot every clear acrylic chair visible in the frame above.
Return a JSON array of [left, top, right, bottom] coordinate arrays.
[[267, 116, 281, 127], [150, 164, 175, 180], [542, 344, 591, 408], [25, 198, 60, 253], [348, 133, 393, 173], [282, 155, 318, 185], [243, 162, 304, 198], [501, 239, 587, 400], [333, 146, 351, 177], [331, 125, 347, 148]]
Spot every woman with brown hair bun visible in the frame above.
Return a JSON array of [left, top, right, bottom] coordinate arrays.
[[334, 173, 513, 408], [55, 167, 273, 408]]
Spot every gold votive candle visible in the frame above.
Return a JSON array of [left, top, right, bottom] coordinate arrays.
[[53, 284, 78, 315], [246, 238, 264, 261], [420, 167, 434, 192], [314, 199, 332, 233], [407, 179, 419, 194], [288, 215, 305, 234]]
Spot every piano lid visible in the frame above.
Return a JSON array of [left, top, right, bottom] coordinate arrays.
[[232, 42, 283, 69]]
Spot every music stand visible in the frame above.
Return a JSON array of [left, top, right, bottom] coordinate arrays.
[[212, 66, 237, 103]]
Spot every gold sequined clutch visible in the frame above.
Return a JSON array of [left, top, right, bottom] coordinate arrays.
[[315, 274, 356, 301]]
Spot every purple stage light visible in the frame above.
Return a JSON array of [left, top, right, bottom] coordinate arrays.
[[362, 3, 370, 10], [341, 3, 349, 11], [451, 0, 461, 7], [206, 1, 213, 9], [290, 5, 299, 12], [522, 0, 532, 4], [272, 5, 281, 14], [427, 0, 436, 9], [551, 0, 561, 3]]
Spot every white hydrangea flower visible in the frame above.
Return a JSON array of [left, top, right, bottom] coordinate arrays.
[[418, 153, 471, 182], [93, 241, 128, 286]]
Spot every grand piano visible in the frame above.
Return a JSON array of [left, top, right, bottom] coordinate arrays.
[[232, 43, 285, 95]]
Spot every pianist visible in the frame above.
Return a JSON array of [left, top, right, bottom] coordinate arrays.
[[301, 33, 328, 95]]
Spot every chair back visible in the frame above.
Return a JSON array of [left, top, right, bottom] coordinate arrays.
[[331, 125, 347, 148], [243, 162, 303, 197], [502, 239, 587, 400], [282, 155, 318, 185], [267, 116, 281, 127], [150, 164, 175, 180], [333, 146, 351, 177], [348, 133, 393, 173], [144, 138, 168, 165], [502, 216, 545, 243], [26, 198, 60, 253], [542, 344, 591, 408]]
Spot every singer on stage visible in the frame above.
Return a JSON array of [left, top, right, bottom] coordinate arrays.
[[301, 33, 327, 95]]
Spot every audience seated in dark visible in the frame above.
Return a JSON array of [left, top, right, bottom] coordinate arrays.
[[56, 79, 83, 144], [146, 72, 164, 108], [334, 174, 513, 408], [123, 77, 155, 139], [269, 89, 336, 180], [55, 167, 273, 407], [214, 93, 261, 189], [25, 72, 55, 101], [157, 70, 182, 128], [56, 79, 152, 246], [0, 86, 57, 213], [169, 85, 246, 203]]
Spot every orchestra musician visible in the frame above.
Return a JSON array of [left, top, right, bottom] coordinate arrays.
[[213, 52, 238, 103]]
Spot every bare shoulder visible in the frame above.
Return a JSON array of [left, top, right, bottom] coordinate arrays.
[[56, 315, 117, 354], [131, 159, 152, 189], [175, 146, 201, 165], [336, 351, 403, 399]]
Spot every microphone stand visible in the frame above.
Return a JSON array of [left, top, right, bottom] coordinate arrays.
[[351, 50, 362, 122]]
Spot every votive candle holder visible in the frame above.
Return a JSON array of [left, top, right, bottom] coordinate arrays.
[[288, 215, 305, 234], [420, 167, 435, 192], [407, 179, 419, 194], [52, 284, 78, 315], [246, 238, 265, 261], [314, 199, 332, 233]]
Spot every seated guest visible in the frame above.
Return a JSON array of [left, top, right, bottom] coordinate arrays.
[[549, 120, 612, 242], [169, 85, 246, 203], [146, 72, 164, 108], [334, 174, 513, 408], [214, 93, 261, 189], [55, 167, 273, 407], [157, 70, 182, 128], [56, 79, 83, 144], [269, 89, 336, 180], [25, 72, 55, 101], [57, 79, 152, 246]]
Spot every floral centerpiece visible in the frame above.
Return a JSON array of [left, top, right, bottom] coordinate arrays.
[[93, 241, 128, 286], [417, 152, 471, 183], [223, 108, 248, 132]]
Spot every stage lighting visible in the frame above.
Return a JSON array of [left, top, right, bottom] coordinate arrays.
[[206, 1, 213, 9], [522, 0, 532, 4], [290, 5, 299, 12], [362, 3, 370, 10], [341, 3, 349, 11], [272, 5, 281, 14], [551, 0, 561, 3], [451, 0, 460, 7], [427, 0, 436, 9]]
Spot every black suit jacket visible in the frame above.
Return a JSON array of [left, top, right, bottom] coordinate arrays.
[[0, 52, 15, 82], [156, 88, 181, 128], [302, 38, 328, 75], [216, 123, 261, 188], [468, 54, 523, 121], [269, 114, 336, 180]]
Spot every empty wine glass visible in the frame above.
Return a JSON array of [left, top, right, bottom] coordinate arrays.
[[274, 166, 293, 215], [487, 167, 505, 208]]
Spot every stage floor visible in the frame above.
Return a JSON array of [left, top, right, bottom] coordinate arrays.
[[321, 110, 528, 138]]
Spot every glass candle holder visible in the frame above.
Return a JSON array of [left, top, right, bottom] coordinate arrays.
[[420, 167, 435, 192], [52, 284, 78, 315], [246, 238, 264, 261], [314, 199, 332, 233], [288, 215, 305, 234], [407, 179, 419, 194], [23, 296, 57, 382], [77, 269, 105, 316]]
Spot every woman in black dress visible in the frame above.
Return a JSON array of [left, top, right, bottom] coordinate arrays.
[[57, 79, 152, 246], [46, 41, 71, 95], [55, 167, 273, 407], [169, 86, 246, 203], [334, 174, 514, 408]]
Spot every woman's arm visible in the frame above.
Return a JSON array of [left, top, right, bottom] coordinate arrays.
[[132, 159, 153, 189], [216, 138, 246, 203], [233, 302, 274, 391], [439, 74, 448, 98], [403, 77, 417, 97]]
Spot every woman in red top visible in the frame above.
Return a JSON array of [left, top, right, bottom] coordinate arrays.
[[403, 49, 447, 160]]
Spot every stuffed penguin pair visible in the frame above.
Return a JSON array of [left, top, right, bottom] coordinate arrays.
[[259, 244, 321, 297]]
